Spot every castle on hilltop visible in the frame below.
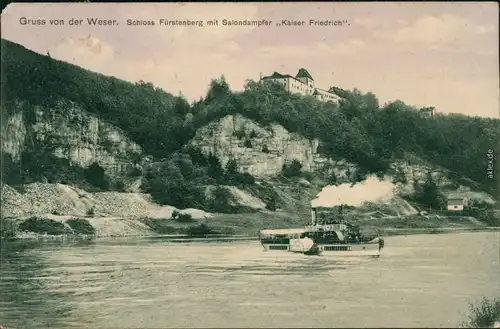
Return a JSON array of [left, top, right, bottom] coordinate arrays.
[[260, 68, 340, 102]]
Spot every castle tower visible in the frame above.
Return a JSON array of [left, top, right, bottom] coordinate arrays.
[[296, 68, 315, 88]]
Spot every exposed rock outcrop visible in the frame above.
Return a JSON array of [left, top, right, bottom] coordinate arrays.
[[190, 114, 357, 179], [2, 100, 143, 179]]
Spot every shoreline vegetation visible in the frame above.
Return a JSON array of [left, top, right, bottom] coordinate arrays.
[[461, 298, 500, 329], [2, 213, 499, 242]]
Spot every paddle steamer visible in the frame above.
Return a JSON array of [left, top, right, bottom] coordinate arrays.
[[259, 205, 384, 257]]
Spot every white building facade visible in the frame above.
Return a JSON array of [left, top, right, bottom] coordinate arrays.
[[260, 68, 340, 103], [447, 198, 466, 211]]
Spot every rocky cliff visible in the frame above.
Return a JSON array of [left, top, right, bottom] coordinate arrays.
[[2, 100, 143, 180], [190, 114, 357, 179], [189, 114, 497, 204]]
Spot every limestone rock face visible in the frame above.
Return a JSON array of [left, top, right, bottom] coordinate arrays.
[[1, 100, 143, 179], [190, 114, 355, 178], [391, 161, 453, 187]]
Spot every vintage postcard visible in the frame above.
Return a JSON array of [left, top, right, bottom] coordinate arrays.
[[1, 2, 499, 328]]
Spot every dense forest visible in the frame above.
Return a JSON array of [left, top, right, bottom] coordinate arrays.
[[1, 39, 499, 212], [193, 76, 500, 196]]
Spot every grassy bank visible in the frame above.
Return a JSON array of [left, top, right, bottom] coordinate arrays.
[[210, 211, 499, 236], [1, 215, 233, 241], [378, 226, 500, 237], [2, 211, 498, 241]]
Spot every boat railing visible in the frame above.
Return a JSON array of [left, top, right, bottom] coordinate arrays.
[[305, 224, 347, 232]]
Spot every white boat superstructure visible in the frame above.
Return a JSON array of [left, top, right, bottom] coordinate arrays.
[[259, 206, 384, 257]]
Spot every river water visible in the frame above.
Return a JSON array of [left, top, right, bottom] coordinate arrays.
[[1, 232, 499, 328]]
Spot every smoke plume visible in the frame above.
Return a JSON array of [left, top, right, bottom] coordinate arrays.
[[311, 176, 395, 208]]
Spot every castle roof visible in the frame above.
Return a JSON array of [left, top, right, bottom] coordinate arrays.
[[269, 72, 286, 78], [262, 71, 301, 82], [296, 68, 314, 80]]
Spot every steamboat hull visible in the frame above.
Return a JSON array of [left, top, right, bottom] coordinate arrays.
[[262, 241, 381, 257]]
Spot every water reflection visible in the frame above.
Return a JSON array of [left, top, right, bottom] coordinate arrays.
[[0, 239, 95, 328], [0, 233, 498, 328]]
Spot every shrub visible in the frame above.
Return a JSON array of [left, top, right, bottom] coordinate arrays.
[[266, 199, 277, 211], [185, 223, 219, 237], [281, 160, 303, 178], [392, 165, 408, 184], [0, 219, 16, 239], [66, 218, 96, 235], [205, 186, 236, 213], [461, 298, 500, 328], [262, 144, 269, 153], [204, 186, 256, 213], [244, 139, 252, 148], [171, 210, 194, 223], [18, 217, 72, 235], [219, 226, 235, 235], [328, 171, 338, 185], [224, 159, 255, 186], [142, 218, 179, 234], [248, 182, 281, 211], [233, 128, 246, 139], [235, 172, 255, 185], [127, 164, 142, 177], [229, 205, 260, 213], [301, 171, 315, 182], [228, 172, 255, 186], [249, 129, 258, 138], [115, 180, 126, 192], [86, 207, 95, 217]]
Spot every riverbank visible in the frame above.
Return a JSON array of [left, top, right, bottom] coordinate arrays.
[[208, 211, 500, 236], [379, 226, 500, 236], [1, 210, 499, 242]]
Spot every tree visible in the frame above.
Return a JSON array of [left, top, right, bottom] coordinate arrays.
[[225, 159, 238, 176], [265, 194, 277, 211], [414, 172, 445, 209], [328, 171, 338, 185], [282, 160, 303, 178], [145, 160, 205, 209], [206, 186, 234, 213], [174, 93, 190, 117], [207, 152, 224, 181], [205, 75, 231, 102]]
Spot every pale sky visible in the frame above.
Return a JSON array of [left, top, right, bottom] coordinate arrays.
[[2, 2, 499, 118]]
